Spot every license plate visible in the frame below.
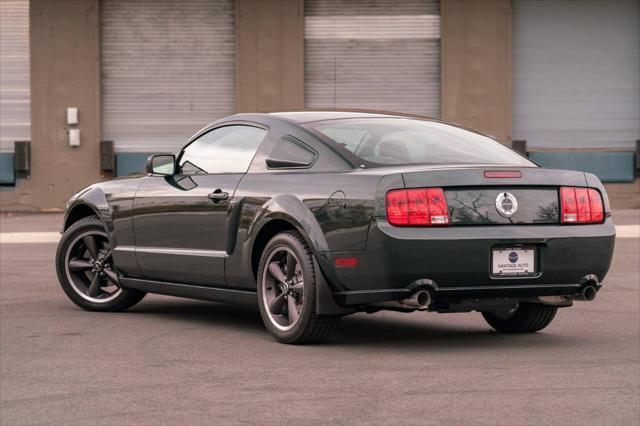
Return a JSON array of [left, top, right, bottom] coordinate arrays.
[[492, 247, 536, 277]]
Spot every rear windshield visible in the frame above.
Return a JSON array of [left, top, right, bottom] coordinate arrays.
[[310, 118, 534, 167]]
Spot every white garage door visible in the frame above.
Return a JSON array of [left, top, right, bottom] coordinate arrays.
[[101, 0, 235, 153], [513, 0, 640, 149], [0, 0, 30, 153], [305, 0, 440, 117]]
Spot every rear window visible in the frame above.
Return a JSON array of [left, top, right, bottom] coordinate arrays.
[[310, 118, 534, 167]]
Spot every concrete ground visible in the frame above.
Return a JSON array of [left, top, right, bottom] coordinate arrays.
[[0, 212, 638, 425]]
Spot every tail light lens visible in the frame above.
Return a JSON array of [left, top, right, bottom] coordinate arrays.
[[560, 186, 604, 224], [386, 188, 449, 226]]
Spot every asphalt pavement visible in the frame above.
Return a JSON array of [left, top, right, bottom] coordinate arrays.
[[0, 212, 638, 425]]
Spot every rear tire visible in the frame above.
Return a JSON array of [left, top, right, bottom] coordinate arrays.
[[257, 231, 339, 344], [55, 216, 146, 312], [482, 303, 557, 333]]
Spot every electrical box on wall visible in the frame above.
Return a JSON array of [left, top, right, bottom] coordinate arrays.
[[66, 107, 78, 125], [69, 128, 80, 147]]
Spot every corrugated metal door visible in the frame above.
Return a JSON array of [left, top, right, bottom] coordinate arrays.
[[0, 0, 30, 153], [513, 0, 640, 149], [101, 0, 235, 153], [304, 0, 440, 117]]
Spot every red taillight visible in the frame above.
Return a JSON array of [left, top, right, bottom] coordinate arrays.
[[588, 188, 604, 223], [426, 188, 449, 225], [560, 186, 604, 224], [386, 188, 449, 226], [386, 189, 409, 225]]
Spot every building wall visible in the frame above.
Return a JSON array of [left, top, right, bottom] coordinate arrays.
[[236, 0, 304, 112], [0, 0, 101, 211], [0, 0, 636, 211], [440, 0, 512, 144]]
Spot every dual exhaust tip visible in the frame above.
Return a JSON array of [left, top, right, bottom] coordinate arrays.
[[578, 285, 597, 301], [405, 286, 597, 307], [539, 285, 597, 305], [393, 285, 596, 310], [401, 290, 431, 309]]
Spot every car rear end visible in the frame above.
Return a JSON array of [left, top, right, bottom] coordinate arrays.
[[305, 115, 615, 313], [329, 166, 615, 311]]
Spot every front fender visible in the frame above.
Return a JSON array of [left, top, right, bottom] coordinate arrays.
[[64, 186, 111, 233]]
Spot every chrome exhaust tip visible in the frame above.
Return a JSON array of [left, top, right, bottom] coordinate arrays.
[[401, 290, 431, 309], [581, 286, 597, 301]]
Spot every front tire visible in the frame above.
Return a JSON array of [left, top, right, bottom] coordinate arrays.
[[55, 216, 145, 312], [482, 303, 558, 333], [257, 231, 339, 344]]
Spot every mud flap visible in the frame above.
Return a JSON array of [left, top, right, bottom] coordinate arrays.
[[314, 257, 355, 316]]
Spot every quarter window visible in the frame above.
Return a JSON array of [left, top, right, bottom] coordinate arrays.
[[268, 136, 317, 167], [178, 125, 267, 174]]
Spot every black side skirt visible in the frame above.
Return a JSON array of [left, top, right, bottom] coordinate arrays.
[[120, 277, 257, 306]]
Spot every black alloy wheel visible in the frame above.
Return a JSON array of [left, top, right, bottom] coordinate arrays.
[[64, 229, 121, 302], [262, 246, 305, 331], [257, 231, 339, 344], [55, 216, 145, 311]]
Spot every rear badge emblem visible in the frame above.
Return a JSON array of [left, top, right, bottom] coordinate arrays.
[[495, 192, 518, 217]]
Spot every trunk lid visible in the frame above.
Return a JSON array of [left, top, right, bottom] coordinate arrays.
[[400, 166, 587, 225]]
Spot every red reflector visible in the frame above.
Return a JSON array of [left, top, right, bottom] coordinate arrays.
[[334, 257, 358, 268], [484, 171, 522, 178], [386, 188, 449, 226], [560, 186, 604, 224]]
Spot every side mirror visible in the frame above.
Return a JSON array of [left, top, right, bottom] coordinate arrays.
[[146, 154, 175, 175]]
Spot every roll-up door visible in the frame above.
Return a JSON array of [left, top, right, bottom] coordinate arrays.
[[0, 0, 30, 154], [101, 0, 235, 153], [305, 0, 440, 117], [513, 0, 640, 149]]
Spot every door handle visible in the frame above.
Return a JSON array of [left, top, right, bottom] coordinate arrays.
[[208, 190, 229, 202]]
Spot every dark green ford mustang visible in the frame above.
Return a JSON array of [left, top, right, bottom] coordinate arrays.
[[55, 111, 615, 344]]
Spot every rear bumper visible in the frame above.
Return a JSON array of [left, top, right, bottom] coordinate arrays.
[[320, 217, 615, 305], [334, 282, 599, 306]]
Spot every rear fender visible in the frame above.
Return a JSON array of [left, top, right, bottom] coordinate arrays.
[[247, 194, 330, 254], [245, 195, 352, 315]]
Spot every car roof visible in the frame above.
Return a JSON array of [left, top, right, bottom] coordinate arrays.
[[267, 109, 431, 124]]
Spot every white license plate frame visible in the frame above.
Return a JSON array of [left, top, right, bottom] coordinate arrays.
[[491, 246, 537, 277]]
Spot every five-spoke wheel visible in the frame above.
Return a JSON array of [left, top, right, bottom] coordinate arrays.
[[64, 230, 122, 303], [257, 230, 339, 344], [262, 247, 305, 331], [55, 215, 146, 312]]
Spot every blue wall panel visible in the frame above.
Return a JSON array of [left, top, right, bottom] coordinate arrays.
[[116, 153, 153, 176], [0, 153, 15, 185], [529, 151, 635, 183]]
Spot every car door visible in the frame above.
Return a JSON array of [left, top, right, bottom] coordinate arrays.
[[132, 124, 268, 286]]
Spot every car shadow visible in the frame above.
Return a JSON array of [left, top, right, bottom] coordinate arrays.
[[128, 298, 265, 333], [327, 313, 574, 351], [125, 298, 577, 351]]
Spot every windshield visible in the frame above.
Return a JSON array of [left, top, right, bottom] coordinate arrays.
[[310, 118, 534, 167]]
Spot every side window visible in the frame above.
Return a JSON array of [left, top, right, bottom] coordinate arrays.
[[268, 136, 317, 168], [178, 125, 267, 174]]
